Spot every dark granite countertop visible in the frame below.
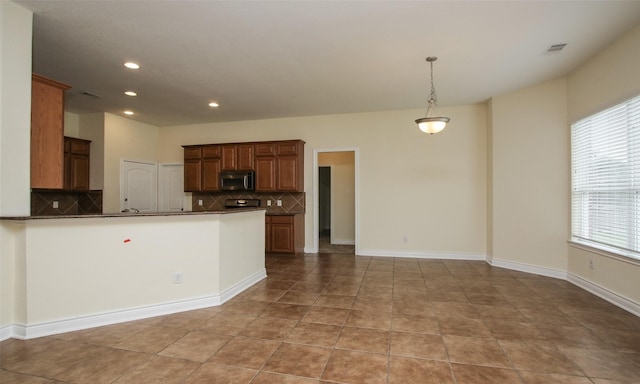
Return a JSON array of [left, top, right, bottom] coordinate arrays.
[[0, 207, 267, 221]]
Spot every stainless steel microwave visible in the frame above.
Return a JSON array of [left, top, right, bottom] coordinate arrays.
[[219, 170, 255, 191]]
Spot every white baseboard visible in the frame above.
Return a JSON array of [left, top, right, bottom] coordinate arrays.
[[7, 269, 266, 340], [357, 249, 486, 260], [567, 273, 640, 317], [489, 258, 567, 279], [0, 325, 16, 342]]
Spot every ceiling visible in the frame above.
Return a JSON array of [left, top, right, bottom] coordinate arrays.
[[15, 0, 640, 127]]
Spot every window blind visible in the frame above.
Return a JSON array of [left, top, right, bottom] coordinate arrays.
[[571, 94, 640, 259]]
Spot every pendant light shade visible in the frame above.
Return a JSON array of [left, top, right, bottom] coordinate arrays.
[[415, 57, 450, 134]]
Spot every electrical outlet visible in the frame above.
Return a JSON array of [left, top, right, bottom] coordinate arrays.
[[52, 201, 59, 209], [589, 258, 595, 270], [198, 200, 203, 206], [173, 272, 183, 284], [277, 200, 282, 207], [267, 200, 272, 206]]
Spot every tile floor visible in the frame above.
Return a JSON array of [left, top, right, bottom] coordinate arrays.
[[2, 254, 640, 383]]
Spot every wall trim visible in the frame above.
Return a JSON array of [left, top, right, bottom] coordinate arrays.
[[488, 258, 567, 279], [6, 269, 266, 341], [567, 272, 640, 317], [357, 249, 486, 260]]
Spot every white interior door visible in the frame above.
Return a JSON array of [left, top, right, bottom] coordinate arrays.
[[121, 160, 157, 212], [158, 164, 185, 212]]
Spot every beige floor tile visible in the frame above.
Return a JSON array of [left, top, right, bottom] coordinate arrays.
[[239, 318, 297, 341], [183, 363, 257, 384], [112, 355, 200, 383], [209, 336, 280, 369], [388, 356, 454, 384], [114, 326, 187, 354], [345, 310, 392, 330], [321, 349, 388, 384], [301, 306, 349, 325], [390, 331, 447, 360], [251, 371, 319, 383], [285, 322, 342, 347], [200, 314, 256, 336], [559, 345, 640, 381], [451, 363, 523, 384], [518, 371, 592, 384], [312, 293, 354, 309], [444, 335, 511, 367], [260, 303, 311, 320], [335, 326, 390, 354], [499, 340, 582, 375], [263, 343, 331, 378], [391, 312, 439, 334], [158, 330, 231, 362]]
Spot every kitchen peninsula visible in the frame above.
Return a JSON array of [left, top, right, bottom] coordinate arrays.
[[0, 209, 265, 339]]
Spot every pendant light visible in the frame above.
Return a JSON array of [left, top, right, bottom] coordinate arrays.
[[415, 56, 450, 134]]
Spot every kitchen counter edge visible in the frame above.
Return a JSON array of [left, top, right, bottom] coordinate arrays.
[[0, 208, 267, 221]]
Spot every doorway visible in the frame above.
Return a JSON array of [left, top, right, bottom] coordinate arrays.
[[314, 149, 358, 254], [120, 159, 158, 213]]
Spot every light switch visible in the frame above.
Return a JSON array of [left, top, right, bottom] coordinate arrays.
[[53, 201, 59, 209], [267, 200, 272, 206], [276, 200, 282, 207]]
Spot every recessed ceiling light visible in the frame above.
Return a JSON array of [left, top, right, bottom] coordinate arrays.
[[124, 91, 138, 97], [124, 62, 140, 69], [209, 102, 220, 108], [124, 110, 134, 115]]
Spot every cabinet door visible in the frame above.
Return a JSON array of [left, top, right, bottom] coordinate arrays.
[[202, 145, 220, 158], [255, 143, 276, 157], [270, 216, 295, 253], [237, 144, 254, 170], [184, 159, 202, 192], [202, 158, 222, 191], [221, 145, 237, 170], [184, 147, 202, 159], [69, 154, 90, 190], [255, 157, 276, 191], [31, 75, 69, 189], [276, 156, 299, 191]]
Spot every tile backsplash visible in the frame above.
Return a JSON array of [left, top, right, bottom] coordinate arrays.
[[31, 190, 103, 216], [192, 192, 305, 214]]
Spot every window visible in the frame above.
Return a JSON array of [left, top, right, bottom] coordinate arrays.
[[571, 94, 640, 260]]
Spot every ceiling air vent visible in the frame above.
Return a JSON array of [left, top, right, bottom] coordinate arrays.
[[80, 91, 102, 98], [543, 43, 567, 55]]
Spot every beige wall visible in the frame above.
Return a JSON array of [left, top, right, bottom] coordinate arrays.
[[489, 78, 569, 276], [103, 113, 160, 213], [0, 0, 32, 333], [318, 151, 355, 244], [158, 105, 488, 257], [3, 211, 265, 337], [566, 24, 640, 308]]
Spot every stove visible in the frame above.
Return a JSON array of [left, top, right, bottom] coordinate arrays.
[[224, 199, 261, 209]]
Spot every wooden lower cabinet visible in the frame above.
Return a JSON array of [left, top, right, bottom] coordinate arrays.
[[265, 214, 304, 254]]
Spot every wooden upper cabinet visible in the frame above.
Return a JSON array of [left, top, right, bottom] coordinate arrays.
[[182, 140, 303, 192], [237, 144, 254, 170], [222, 144, 254, 170], [64, 136, 91, 190], [221, 145, 237, 170], [255, 157, 276, 191], [255, 143, 276, 157], [31, 74, 70, 189]]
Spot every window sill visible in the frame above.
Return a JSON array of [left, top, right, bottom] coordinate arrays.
[[568, 239, 640, 267]]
